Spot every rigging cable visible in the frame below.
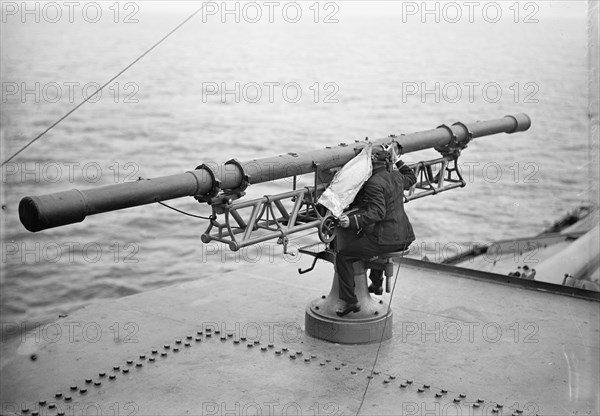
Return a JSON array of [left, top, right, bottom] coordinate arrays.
[[157, 201, 212, 221], [1, 4, 206, 167], [355, 257, 404, 416]]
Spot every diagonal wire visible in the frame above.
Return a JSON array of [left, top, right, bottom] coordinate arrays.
[[1, 4, 206, 167], [355, 256, 404, 416]]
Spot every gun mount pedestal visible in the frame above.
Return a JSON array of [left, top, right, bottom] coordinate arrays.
[[305, 260, 393, 344], [304, 230, 407, 344]]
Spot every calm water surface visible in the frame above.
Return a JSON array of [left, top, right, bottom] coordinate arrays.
[[0, 2, 596, 330]]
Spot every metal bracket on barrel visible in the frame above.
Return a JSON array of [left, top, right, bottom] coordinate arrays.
[[434, 123, 468, 159], [223, 159, 251, 198], [194, 164, 222, 204]]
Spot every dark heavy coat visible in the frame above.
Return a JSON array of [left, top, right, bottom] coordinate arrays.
[[347, 161, 417, 246]]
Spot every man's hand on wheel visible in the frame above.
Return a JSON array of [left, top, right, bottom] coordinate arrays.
[[338, 214, 350, 228]]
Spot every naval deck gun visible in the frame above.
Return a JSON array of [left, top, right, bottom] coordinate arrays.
[[8, 113, 600, 415], [18, 114, 532, 344]]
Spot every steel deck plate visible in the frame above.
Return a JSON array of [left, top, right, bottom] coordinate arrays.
[[1, 259, 598, 415]]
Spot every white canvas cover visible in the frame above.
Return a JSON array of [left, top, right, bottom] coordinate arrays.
[[317, 143, 373, 217]]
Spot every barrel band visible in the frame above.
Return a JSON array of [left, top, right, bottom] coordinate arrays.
[[434, 124, 464, 158], [224, 159, 250, 195], [194, 164, 222, 201]]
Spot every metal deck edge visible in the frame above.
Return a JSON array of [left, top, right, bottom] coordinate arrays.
[[402, 257, 600, 302]]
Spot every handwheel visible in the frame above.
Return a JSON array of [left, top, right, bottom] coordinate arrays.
[[318, 214, 338, 243]]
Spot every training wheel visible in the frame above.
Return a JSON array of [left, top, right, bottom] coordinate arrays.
[[318, 214, 338, 243]]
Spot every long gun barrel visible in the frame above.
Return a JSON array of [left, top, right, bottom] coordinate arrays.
[[19, 113, 531, 232]]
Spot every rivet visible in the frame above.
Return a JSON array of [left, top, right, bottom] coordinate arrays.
[[325, 359, 331, 363], [173, 347, 179, 352], [491, 410, 499, 414], [122, 369, 129, 374], [477, 399, 484, 403], [227, 333, 234, 338], [220, 336, 226, 341], [441, 389, 448, 394], [357, 367, 363, 371], [161, 352, 167, 357], [126, 360, 133, 365], [175, 339, 182, 344], [197, 331, 203, 335], [340, 362, 346, 366], [149, 357, 155, 362], [435, 393, 442, 398], [268, 344, 274, 348], [282, 347, 288, 352], [453, 398, 460, 403], [241, 336, 246, 341], [351, 371, 357, 375], [185, 342, 191, 347], [304, 358, 310, 362], [195, 337, 201, 342], [261, 347, 267, 351], [186, 335, 193, 340], [290, 354, 296, 360], [109, 375, 116, 379], [247, 343, 253, 348], [275, 350, 281, 355], [99, 372, 106, 377], [152, 349, 158, 354], [367, 375, 373, 379], [389, 375, 396, 379], [136, 363, 142, 368], [423, 384, 430, 389], [311, 354, 316, 358], [206, 333, 212, 338], [406, 380, 413, 384], [496, 404, 504, 408], [254, 340, 260, 345], [39, 400, 47, 405], [234, 340, 240, 344], [32, 412, 39, 416], [22, 408, 29, 413], [57, 411, 65, 416], [94, 381, 101, 386], [473, 403, 480, 408], [515, 411, 523, 414], [373, 371, 380, 375], [296, 351, 302, 355], [383, 379, 390, 384], [400, 384, 407, 388], [70, 386, 78, 390], [164, 345, 170, 349], [139, 355, 146, 360], [79, 389, 87, 394], [205, 328, 211, 332], [459, 393, 466, 398], [49, 404, 56, 409], [320, 362, 325, 366], [334, 366, 340, 370], [55, 392, 62, 398], [417, 388, 424, 393], [85, 378, 92, 383], [214, 329, 220, 334]]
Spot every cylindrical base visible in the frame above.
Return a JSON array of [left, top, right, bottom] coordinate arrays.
[[305, 262, 393, 344]]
